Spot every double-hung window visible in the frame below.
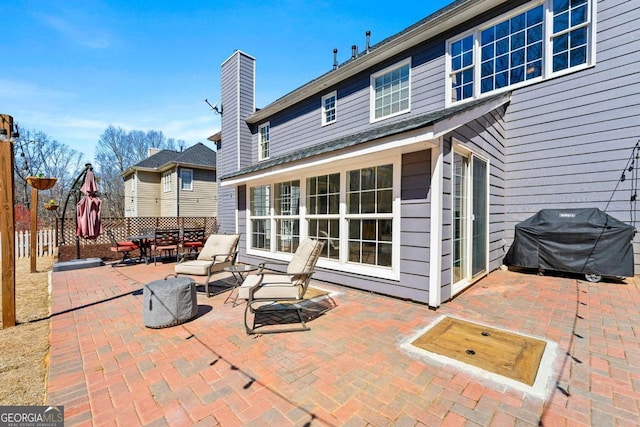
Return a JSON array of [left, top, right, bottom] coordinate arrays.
[[247, 159, 398, 278], [371, 59, 411, 122], [258, 122, 270, 160], [162, 171, 172, 193], [274, 180, 300, 253], [307, 173, 340, 259], [180, 168, 193, 191], [321, 91, 337, 126], [447, 0, 594, 104], [346, 164, 393, 267], [250, 185, 270, 250], [551, 0, 590, 72]]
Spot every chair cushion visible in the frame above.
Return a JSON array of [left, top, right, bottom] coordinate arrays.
[[183, 241, 203, 248], [238, 274, 300, 300], [111, 245, 138, 252], [287, 238, 323, 285], [174, 259, 233, 276], [198, 234, 240, 261]]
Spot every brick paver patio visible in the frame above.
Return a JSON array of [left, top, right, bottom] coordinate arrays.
[[46, 261, 640, 426]]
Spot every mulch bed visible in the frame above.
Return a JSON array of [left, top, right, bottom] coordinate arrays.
[[57, 243, 130, 262]]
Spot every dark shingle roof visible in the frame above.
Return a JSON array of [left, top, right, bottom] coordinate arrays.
[[135, 150, 178, 168], [134, 143, 216, 169], [222, 92, 509, 181], [173, 142, 217, 167]]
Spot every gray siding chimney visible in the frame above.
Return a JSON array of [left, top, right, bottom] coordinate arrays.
[[218, 51, 255, 233]]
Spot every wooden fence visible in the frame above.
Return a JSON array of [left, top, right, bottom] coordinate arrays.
[[7, 229, 57, 259], [0, 217, 218, 259]]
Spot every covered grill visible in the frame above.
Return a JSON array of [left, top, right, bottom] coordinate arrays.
[[504, 208, 635, 281]]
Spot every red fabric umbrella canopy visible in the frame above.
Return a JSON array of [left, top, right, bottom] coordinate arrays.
[[76, 169, 103, 239]]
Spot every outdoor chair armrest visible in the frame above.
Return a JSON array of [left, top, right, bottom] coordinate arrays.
[[256, 261, 289, 271], [209, 250, 239, 263], [247, 269, 317, 301], [255, 269, 316, 277]]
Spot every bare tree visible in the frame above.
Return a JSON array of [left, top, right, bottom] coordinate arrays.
[[94, 126, 187, 217], [13, 129, 85, 226]]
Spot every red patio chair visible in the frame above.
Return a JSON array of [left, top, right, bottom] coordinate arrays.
[[107, 230, 139, 266], [151, 228, 181, 265]]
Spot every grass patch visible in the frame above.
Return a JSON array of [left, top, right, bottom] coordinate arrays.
[[0, 256, 54, 405]]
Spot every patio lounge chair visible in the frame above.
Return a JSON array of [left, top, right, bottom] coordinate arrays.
[[174, 234, 240, 297], [107, 230, 140, 266], [238, 238, 324, 334]]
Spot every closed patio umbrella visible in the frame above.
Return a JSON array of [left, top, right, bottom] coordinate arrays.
[[76, 169, 103, 240]]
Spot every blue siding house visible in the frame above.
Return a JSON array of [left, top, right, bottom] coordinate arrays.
[[217, 0, 640, 307]]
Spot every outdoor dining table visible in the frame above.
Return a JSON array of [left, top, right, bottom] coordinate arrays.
[[128, 233, 154, 264]]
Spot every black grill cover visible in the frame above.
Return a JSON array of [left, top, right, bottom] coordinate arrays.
[[504, 208, 635, 277]]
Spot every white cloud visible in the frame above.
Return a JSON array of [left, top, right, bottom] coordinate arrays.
[[0, 79, 76, 102], [39, 14, 111, 49]]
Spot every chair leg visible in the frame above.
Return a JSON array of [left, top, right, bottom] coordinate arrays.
[[205, 270, 212, 297], [113, 250, 131, 267], [244, 301, 311, 335]]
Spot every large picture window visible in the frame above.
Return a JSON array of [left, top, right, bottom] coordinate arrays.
[[447, 0, 594, 104], [479, 5, 543, 94]]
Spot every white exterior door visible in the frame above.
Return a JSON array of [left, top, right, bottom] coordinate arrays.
[[452, 149, 488, 295]]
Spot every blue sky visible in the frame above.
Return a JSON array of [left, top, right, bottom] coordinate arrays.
[[2, 0, 450, 161]]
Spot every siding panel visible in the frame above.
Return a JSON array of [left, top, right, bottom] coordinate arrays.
[[504, 0, 640, 272]]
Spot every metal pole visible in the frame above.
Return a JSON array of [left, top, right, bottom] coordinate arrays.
[[30, 186, 38, 273], [59, 163, 91, 258], [1, 114, 16, 328]]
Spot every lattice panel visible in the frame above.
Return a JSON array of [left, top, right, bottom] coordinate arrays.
[[56, 217, 218, 247]]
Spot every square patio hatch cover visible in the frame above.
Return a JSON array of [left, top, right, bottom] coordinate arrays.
[[411, 316, 546, 386]]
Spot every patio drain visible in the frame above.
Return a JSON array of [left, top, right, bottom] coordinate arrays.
[[411, 317, 546, 386]]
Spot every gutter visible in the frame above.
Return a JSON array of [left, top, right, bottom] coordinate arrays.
[[246, 0, 507, 124]]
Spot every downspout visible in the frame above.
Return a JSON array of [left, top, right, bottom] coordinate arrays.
[[175, 163, 180, 217], [429, 138, 443, 308]]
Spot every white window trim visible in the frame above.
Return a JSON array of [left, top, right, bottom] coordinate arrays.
[[321, 91, 337, 126], [246, 151, 401, 281], [248, 185, 271, 252], [258, 122, 270, 161], [445, 0, 597, 107], [370, 58, 412, 123], [180, 168, 193, 191], [162, 171, 171, 193]]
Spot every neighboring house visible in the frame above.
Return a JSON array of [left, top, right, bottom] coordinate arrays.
[[122, 143, 217, 218], [217, 0, 640, 307]]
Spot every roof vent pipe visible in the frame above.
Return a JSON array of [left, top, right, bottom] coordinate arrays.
[[351, 44, 358, 59], [333, 48, 338, 70], [365, 30, 371, 53]]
